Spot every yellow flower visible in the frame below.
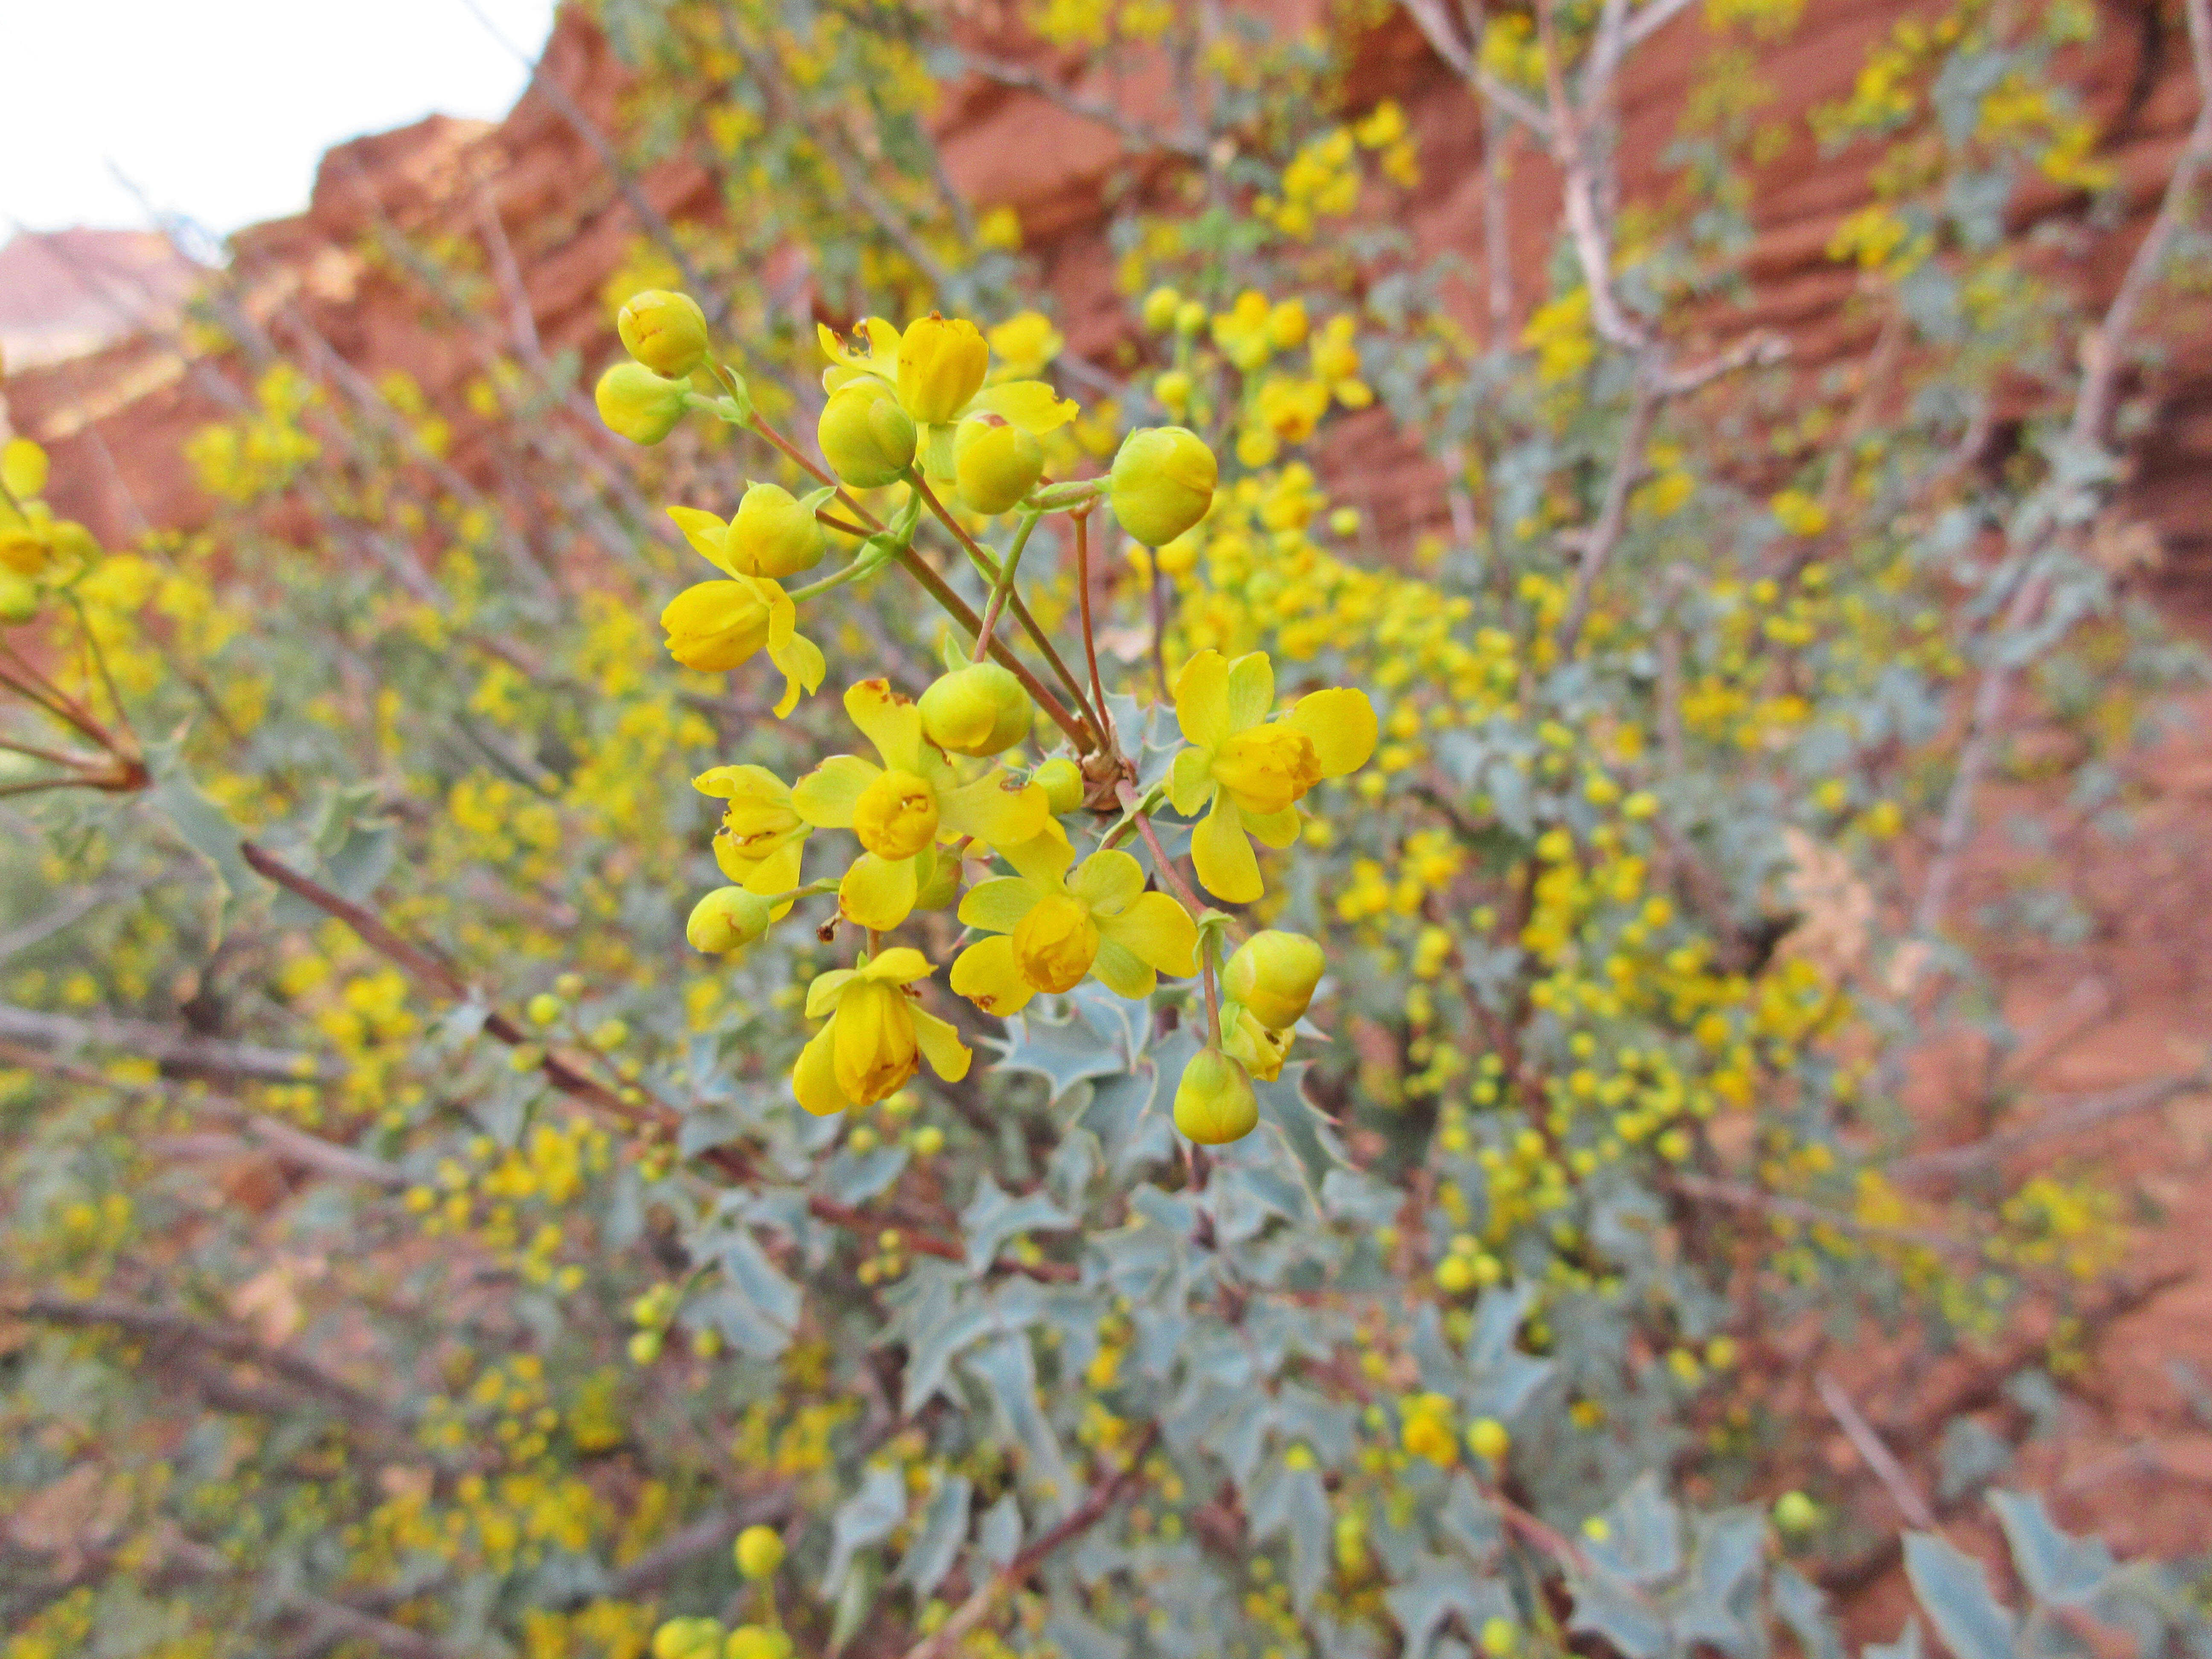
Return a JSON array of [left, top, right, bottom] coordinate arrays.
[[818, 315, 1079, 486], [986, 311, 1064, 380], [792, 948, 972, 1116], [949, 833, 1198, 1013], [652, 1619, 724, 1659], [725, 1630, 791, 1659], [658, 576, 825, 716], [687, 887, 778, 952], [953, 416, 1045, 515], [669, 482, 826, 581], [1167, 650, 1377, 902], [817, 384, 917, 488], [1173, 1048, 1259, 1144], [734, 1524, 786, 1580], [1401, 1393, 1458, 1467], [1210, 290, 1276, 373], [919, 662, 1034, 757], [1219, 1003, 1293, 1082], [792, 680, 1050, 931], [695, 765, 810, 894], [1308, 315, 1374, 409]]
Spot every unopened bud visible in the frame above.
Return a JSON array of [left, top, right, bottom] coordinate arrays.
[[1223, 929, 1325, 1029], [727, 481, 826, 579], [1109, 426, 1217, 547], [1173, 1048, 1259, 1145], [596, 362, 691, 445], [919, 661, 1033, 757], [1032, 757, 1083, 814], [734, 1523, 786, 1580], [687, 886, 775, 953], [0, 571, 38, 624], [818, 384, 918, 488], [1141, 286, 1183, 332], [953, 416, 1044, 515], [651, 1618, 725, 1659], [1, 439, 49, 501], [617, 289, 710, 378]]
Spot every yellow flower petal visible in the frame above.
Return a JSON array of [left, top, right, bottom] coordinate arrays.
[[839, 852, 920, 931], [805, 968, 858, 1019], [844, 678, 926, 772], [1070, 849, 1146, 916], [791, 755, 882, 828], [938, 774, 1048, 851], [1173, 649, 1231, 749], [818, 316, 902, 375], [667, 505, 734, 572], [911, 1004, 973, 1081], [1091, 936, 1157, 1001], [951, 935, 1036, 1016], [860, 946, 933, 984], [1167, 746, 1215, 818], [966, 379, 1080, 434], [958, 876, 1044, 934], [793, 1023, 847, 1116], [1190, 795, 1263, 903], [768, 629, 826, 718], [1288, 687, 1378, 777], [1099, 890, 1199, 976], [999, 819, 1076, 886], [832, 981, 917, 1104], [1243, 805, 1302, 850], [1225, 651, 1276, 732]]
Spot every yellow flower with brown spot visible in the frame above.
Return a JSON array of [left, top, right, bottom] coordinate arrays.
[[949, 832, 1197, 1014], [695, 765, 810, 894], [658, 576, 824, 716], [792, 948, 971, 1117], [1167, 649, 1377, 902], [792, 680, 1050, 932]]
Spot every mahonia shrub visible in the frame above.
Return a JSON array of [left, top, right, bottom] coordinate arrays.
[[2, 0, 2208, 1656]]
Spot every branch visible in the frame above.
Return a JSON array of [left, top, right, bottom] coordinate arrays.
[[899, 1425, 1159, 1659], [1888, 1070, 2208, 1185], [1555, 367, 1661, 653], [0, 1001, 331, 1083], [1400, 0, 1557, 137], [1814, 1372, 1938, 1530], [943, 47, 1211, 159]]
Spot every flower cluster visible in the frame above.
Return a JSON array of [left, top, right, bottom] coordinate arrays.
[[597, 298, 1379, 1142]]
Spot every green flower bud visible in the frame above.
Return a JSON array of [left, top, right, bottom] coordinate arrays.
[[1032, 756, 1083, 814], [953, 416, 1045, 516], [734, 1523, 786, 1580], [896, 313, 989, 425], [0, 571, 38, 623], [617, 289, 710, 378], [1174, 1048, 1258, 1145], [818, 384, 917, 487], [728, 481, 826, 578], [687, 886, 775, 953], [651, 1618, 725, 1659], [596, 362, 690, 445], [1223, 929, 1325, 1028], [1109, 426, 1217, 547], [1141, 285, 1183, 332], [919, 662, 1034, 757]]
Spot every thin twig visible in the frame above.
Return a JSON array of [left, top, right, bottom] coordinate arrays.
[[1815, 1372, 1938, 1530]]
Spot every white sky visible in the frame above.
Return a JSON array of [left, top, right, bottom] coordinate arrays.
[[3, 0, 559, 241]]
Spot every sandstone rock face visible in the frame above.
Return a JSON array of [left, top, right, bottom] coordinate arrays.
[[7, 2, 2204, 595]]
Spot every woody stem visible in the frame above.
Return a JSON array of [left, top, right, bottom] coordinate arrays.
[[1074, 510, 1110, 725], [891, 549, 1092, 751]]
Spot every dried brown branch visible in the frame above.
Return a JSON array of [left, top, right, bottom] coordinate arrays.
[[1815, 1372, 1938, 1530]]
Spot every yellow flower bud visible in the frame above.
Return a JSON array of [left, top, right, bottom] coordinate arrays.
[[688, 886, 775, 952], [652, 1619, 725, 1659], [629, 1329, 663, 1365], [0, 571, 38, 623], [919, 662, 1034, 757], [896, 314, 989, 424], [1173, 1048, 1259, 1145], [1032, 757, 1083, 814], [1223, 930, 1326, 1028], [617, 289, 710, 378], [1141, 285, 1183, 332], [953, 416, 1045, 515], [1467, 1417, 1510, 1462], [1153, 370, 1193, 409], [0, 525, 50, 578], [527, 992, 562, 1025], [734, 1523, 786, 1580], [1012, 892, 1099, 993], [852, 770, 940, 859], [1173, 299, 1208, 336], [818, 384, 917, 487], [1480, 1618, 1520, 1658], [596, 362, 691, 445], [1109, 426, 1217, 547], [728, 482, 826, 578], [1773, 1491, 1823, 1534]]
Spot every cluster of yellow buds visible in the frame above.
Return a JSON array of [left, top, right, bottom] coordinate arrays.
[[0, 439, 102, 621], [597, 292, 1378, 1144]]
